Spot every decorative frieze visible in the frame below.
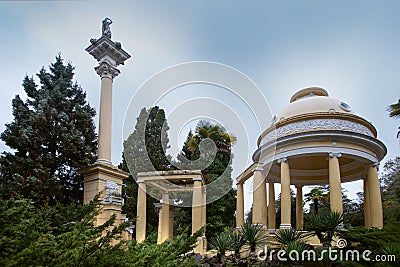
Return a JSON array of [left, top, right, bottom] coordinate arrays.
[[261, 118, 374, 144]]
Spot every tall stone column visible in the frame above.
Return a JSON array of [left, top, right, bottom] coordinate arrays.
[[86, 22, 130, 164], [268, 182, 276, 229], [367, 164, 383, 228], [279, 157, 291, 229], [169, 206, 175, 241], [160, 192, 170, 243], [192, 178, 203, 234], [136, 180, 147, 243], [96, 63, 119, 163], [252, 165, 267, 226], [192, 178, 206, 254], [363, 177, 371, 228], [296, 185, 304, 230], [202, 188, 207, 228], [236, 182, 245, 228], [80, 20, 131, 235], [328, 153, 343, 214]]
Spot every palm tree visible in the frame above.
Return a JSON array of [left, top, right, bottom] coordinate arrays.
[[238, 223, 268, 254], [304, 210, 344, 248], [304, 187, 329, 214], [388, 99, 400, 141], [388, 99, 400, 119]]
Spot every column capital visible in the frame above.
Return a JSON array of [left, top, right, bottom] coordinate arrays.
[[277, 157, 288, 163], [371, 162, 380, 168], [193, 177, 202, 181], [137, 179, 145, 184], [95, 61, 120, 79], [253, 167, 264, 172], [329, 152, 342, 158]]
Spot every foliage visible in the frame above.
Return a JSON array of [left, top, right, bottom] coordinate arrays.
[[121, 106, 174, 236], [339, 221, 400, 253], [272, 228, 310, 249], [380, 156, 400, 222], [0, 196, 127, 266], [0, 197, 200, 267], [209, 231, 231, 263], [387, 99, 400, 119], [124, 233, 199, 267], [227, 231, 246, 257], [0, 55, 97, 204], [304, 186, 329, 214], [304, 210, 344, 247], [238, 223, 268, 253], [177, 121, 237, 242]]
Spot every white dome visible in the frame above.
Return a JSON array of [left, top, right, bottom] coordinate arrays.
[[276, 87, 355, 121]]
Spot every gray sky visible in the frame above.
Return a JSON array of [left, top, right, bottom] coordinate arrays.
[[1, 1, 399, 212]]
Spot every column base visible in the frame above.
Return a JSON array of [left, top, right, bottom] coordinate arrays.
[[96, 158, 113, 165], [279, 224, 292, 229]]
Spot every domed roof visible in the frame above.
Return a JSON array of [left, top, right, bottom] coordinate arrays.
[[276, 87, 356, 120]]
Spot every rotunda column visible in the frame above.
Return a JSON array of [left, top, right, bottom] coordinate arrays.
[[192, 178, 203, 234], [328, 153, 343, 214], [367, 163, 383, 228], [252, 165, 267, 226], [136, 180, 147, 243], [279, 157, 291, 229], [160, 192, 170, 243], [236, 182, 245, 228], [268, 181, 276, 229], [296, 185, 304, 230], [363, 177, 371, 228]]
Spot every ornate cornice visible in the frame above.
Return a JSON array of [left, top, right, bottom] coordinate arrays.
[[258, 113, 377, 146]]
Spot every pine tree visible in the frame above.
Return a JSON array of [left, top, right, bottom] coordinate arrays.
[[0, 56, 97, 204], [120, 106, 174, 236]]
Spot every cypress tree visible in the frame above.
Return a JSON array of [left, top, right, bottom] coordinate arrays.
[[121, 106, 174, 235]]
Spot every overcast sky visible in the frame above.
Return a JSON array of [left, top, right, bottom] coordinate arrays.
[[1, 1, 399, 212]]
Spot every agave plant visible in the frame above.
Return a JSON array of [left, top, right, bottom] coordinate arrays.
[[273, 228, 310, 248], [227, 231, 246, 259], [304, 210, 344, 247], [209, 232, 230, 263], [238, 223, 268, 253]]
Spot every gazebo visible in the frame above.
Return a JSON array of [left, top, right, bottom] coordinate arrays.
[[236, 87, 387, 230]]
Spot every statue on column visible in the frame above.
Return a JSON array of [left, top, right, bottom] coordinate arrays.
[[102, 18, 113, 38]]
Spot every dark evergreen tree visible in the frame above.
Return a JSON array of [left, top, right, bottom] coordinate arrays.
[[120, 106, 174, 236], [380, 156, 400, 222], [0, 56, 97, 204]]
